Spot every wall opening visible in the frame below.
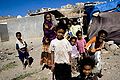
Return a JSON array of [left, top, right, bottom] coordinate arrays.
[[0, 24, 9, 42]]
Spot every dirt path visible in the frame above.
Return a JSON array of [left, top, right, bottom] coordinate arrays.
[[0, 44, 120, 80], [0, 44, 52, 80], [99, 49, 120, 80]]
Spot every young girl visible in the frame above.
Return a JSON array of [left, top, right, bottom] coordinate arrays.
[[49, 26, 72, 80], [76, 30, 86, 59], [40, 37, 52, 70], [43, 13, 56, 42], [69, 37, 79, 73], [16, 32, 31, 69]]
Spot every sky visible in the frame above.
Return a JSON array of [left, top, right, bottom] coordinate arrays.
[[0, 0, 117, 16]]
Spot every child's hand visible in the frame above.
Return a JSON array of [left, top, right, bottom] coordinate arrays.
[[50, 26, 54, 30], [20, 50, 25, 53], [85, 48, 88, 53], [51, 64, 55, 72], [91, 48, 96, 53]]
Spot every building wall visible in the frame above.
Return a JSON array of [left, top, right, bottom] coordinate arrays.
[[7, 15, 44, 40], [0, 15, 44, 50]]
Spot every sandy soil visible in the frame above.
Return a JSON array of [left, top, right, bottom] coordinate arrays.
[[0, 42, 120, 80]]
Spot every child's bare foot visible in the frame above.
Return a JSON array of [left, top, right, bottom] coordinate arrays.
[[23, 65, 26, 70], [28, 65, 32, 68], [23, 67, 26, 70]]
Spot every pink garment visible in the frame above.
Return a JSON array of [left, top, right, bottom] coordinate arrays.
[[76, 38, 86, 54]]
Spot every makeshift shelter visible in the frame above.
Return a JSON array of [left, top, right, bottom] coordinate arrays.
[[83, 1, 120, 35], [88, 12, 120, 44], [85, 1, 120, 23], [30, 10, 64, 18]]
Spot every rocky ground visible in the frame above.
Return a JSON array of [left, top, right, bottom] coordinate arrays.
[[0, 41, 120, 80]]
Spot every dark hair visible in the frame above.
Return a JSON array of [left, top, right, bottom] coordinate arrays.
[[80, 57, 95, 69], [76, 30, 82, 36], [58, 18, 68, 30], [56, 24, 66, 33], [44, 13, 52, 21], [43, 37, 50, 45], [16, 32, 21, 37], [98, 30, 108, 37], [70, 36, 77, 42]]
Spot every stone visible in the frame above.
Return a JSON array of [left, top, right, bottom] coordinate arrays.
[[109, 44, 119, 51], [106, 41, 114, 45], [104, 43, 111, 51]]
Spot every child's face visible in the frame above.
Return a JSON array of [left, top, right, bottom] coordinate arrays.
[[46, 14, 51, 21], [16, 34, 21, 40], [99, 33, 106, 42], [83, 65, 92, 76], [73, 21, 77, 25], [47, 60, 52, 65], [71, 39, 76, 46], [77, 33, 82, 39], [56, 29, 65, 40]]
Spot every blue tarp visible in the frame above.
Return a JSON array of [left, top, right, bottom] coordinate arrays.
[[114, 1, 120, 12], [85, 1, 120, 26], [93, 1, 118, 12]]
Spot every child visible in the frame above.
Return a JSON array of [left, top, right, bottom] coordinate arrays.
[[49, 26, 72, 80], [16, 32, 31, 69], [85, 30, 108, 78], [42, 13, 56, 42], [70, 18, 83, 37], [76, 57, 98, 80], [64, 20, 73, 40], [76, 30, 86, 59], [40, 37, 52, 70], [69, 37, 79, 73]]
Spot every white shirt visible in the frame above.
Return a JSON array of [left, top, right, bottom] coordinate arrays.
[[49, 38, 72, 64], [70, 25, 82, 37], [16, 39, 26, 49], [70, 45, 79, 58]]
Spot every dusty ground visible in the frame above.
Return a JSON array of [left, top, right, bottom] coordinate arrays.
[[0, 40, 120, 80]]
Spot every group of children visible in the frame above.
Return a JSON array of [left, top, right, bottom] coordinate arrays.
[[39, 13, 108, 80], [15, 13, 108, 80]]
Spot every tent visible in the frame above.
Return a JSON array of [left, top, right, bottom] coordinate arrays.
[[88, 12, 120, 44]]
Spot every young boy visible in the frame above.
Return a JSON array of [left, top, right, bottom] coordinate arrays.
[[16, 32, 31, 69], [49, 26, 72, 80], [69, 37, 79, 73]]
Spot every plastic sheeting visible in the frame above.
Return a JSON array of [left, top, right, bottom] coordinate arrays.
[[88, 12, 120, 44]]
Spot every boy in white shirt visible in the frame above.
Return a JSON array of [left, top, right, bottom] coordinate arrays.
[[16, 32, 30, 69], [49, 26, 72, 80]]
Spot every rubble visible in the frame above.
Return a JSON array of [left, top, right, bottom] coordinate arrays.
[[109, 44, 119, 51], [0, 53, 7, 61], [104, 41, 119, 52]]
